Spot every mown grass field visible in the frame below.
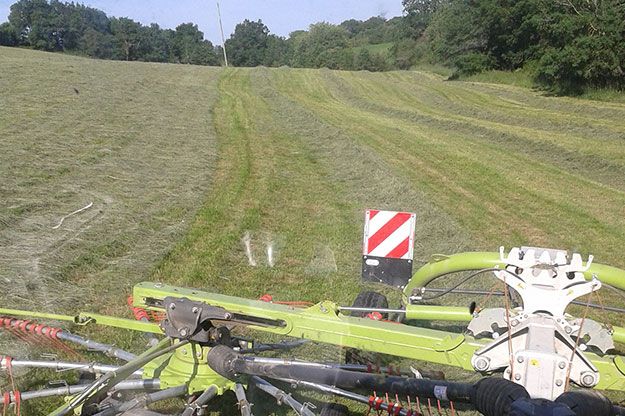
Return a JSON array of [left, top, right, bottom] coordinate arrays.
[[2, 47, 625, 413]]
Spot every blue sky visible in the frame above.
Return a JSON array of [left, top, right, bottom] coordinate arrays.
[[0, 1, 404, 44]]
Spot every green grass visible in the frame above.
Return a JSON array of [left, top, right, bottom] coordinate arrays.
[[412, 62, 454, 77], [461, 68, 535, 89], [0, 47, 221, 413], [2, 47, 625, 412], [462, 67, 625, 103], [579, 87, 625, 104], [358, 42, 393, 55]]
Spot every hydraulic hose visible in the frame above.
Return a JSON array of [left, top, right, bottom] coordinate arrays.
[[555, 390, 625, 416], [207, 346, 625, 416], [207, 345, 473, 402]]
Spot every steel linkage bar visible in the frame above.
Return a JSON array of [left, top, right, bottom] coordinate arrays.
[[1, 379, 160, 404], [234, 383, 253, 416], [180, 386, 218, 416], [0, 356, 142, 376], [251, 377, 315, 416], [92, 384, 187, 416]]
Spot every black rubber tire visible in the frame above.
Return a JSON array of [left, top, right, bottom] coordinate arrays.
[[345, 291, 388, 365], [348, 291, 388, 319], [320, 402, 349, 416]]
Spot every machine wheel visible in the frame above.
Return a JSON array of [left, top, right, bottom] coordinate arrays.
[[345, 291, 388, 365], [348, 291, 388, 319]]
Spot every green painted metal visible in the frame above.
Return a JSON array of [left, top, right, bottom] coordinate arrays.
[[48, 337, 172, 416], [403, 251, 625, 297], [403, 252, 505, 297], [133, 282, 484, 371], [143, 341, 234, 394], [75, 312, 161, 334], [613, 327, 625, 345], [405, 305, 625, 344], [0, 308, 161, 334], [405, 305, 473, 321], [133, 282, 625, 391], [4, 250, 625, 398], [0, 308, 76, 323]]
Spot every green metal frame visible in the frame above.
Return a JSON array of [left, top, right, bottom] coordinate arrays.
[[402, 251, 625, 295], [1, 251, 624, 405], [131, 281, 625, 392]]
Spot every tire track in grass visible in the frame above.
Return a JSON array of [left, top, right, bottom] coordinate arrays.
[[252, 67, 472, 264], [153, 68, 373, 303], [156, 66, 473, 304]]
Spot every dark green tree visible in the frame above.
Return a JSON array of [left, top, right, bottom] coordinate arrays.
[[292, 22, 349, 68], [0, 22, 17, 45], [353, 47, 388, 71], [225, 19, 270, 66], [535, 0, 625, 92], [173, 23, 201, 63], [79, 27, 114, 58], [171, 24, 218, 65], [425, 0, 489, 72], [402, 0, 448, 38], [8, 0, 61, 49], [110, 17, 141, 60], [135, 24, 169, 62], [263, 34, 289, 66]]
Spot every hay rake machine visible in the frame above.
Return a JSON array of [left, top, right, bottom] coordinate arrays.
[[1, 247, 625, 415]]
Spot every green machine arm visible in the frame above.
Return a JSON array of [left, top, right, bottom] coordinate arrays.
[[403, 251, 625, 296], [132, 281, 625, 391], [402, 251, 625, 344]]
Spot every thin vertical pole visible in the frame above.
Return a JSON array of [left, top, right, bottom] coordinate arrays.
[[216, 1, 228, 67]]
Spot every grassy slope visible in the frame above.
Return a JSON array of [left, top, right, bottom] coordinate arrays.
[[156, 66, 625, 410], [0, 46, 221, 352], [0, 46, 223, 413], [155, 67, 469, 303], [267, 69, 625, 267], [2, 48, 625, 410], [462, 68, 625, 103]]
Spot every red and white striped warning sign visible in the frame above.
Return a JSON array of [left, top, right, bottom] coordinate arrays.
[[363, 210, 416, 260]]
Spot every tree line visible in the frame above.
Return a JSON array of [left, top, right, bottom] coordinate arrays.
[[403, 0, 625, 93], [0, 0, 220, 64], [0, 0, 411, 71], [1, 0, 624, 93]]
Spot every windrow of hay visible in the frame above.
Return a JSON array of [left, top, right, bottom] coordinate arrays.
[[0, 47, 220, 316]]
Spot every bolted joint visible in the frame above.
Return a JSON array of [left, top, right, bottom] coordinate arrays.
[[473, 356, 491, 372], [579, 371, 598, 387]]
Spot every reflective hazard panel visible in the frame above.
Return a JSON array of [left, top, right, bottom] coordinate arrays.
[[362, 209, 416, 287]]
